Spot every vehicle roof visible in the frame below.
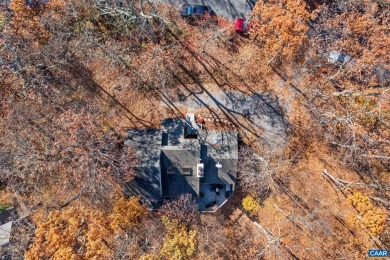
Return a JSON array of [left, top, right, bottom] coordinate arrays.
[[192, 5, 210, 13], [234, 19, 245, 30], [235, 19, 250, 31], [328, 51, 353, 65]]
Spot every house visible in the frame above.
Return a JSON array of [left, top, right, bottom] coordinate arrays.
[[0, 208, 14, 246], [124, 114, 238, 211]]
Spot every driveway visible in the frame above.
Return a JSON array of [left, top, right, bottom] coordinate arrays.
[[161, 88, 290, 151], [163, 0, 258, 21]]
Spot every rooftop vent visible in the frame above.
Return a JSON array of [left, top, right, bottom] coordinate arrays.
[[214, 138, 222, 145], [213, 137, 222, 149]]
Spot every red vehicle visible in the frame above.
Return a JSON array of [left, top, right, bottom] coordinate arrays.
[[234, 18, 250, 33]]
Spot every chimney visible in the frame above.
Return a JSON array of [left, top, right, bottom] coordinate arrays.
[[184, 113, 202, 139]]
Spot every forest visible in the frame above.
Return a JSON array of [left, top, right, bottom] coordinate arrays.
[[0, 0, 389, 259]]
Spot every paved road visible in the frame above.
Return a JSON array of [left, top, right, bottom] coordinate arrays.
[[163, 0, 258, 21]]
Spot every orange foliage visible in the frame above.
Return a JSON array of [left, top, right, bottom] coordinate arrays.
[[10, 0, 63, 43], [315, 0, 389, 67], [110, 196, 147, 232], [25, 197, 147, 259], [347, 191, 387, 236], [250, 0, 311, 61], [25, 206, 113, 260]]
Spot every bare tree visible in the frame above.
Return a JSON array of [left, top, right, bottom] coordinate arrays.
[[159, 194, 198, 227], [238, 146, 281, 200], [253, 221, 292, 260]]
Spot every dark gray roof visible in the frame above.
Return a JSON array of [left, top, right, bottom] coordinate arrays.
[[200, 158, 237, 186], [124, 118, 238, 210], [161, 119, 238, 188], [0, 208, 14, 246], [161, 119, 238, 160], [160, 149, 200, 198], [0, 210, 12, 226], [124, 129, 162, 207]]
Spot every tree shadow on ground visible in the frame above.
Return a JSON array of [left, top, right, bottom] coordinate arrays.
[[160, 29, 290, 148], [62, 57, 154, 128]]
